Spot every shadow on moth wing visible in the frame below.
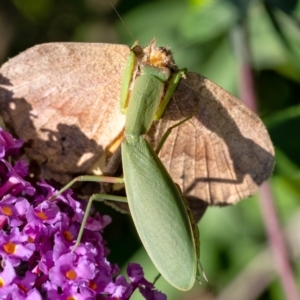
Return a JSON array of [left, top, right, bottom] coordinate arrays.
[[148, 72, 275, 205], [0, 79, 104, 184]]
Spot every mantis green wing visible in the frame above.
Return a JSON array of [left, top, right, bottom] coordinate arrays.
[[122, 137, 197, 290]]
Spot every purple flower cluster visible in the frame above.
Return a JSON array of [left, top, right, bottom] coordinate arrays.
[[0, 128, 166, 300]]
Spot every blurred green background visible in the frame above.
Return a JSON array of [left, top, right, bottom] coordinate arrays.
[[1, 0, 300, 299]]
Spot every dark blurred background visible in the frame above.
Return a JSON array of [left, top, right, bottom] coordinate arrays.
[[1, 0, 300, 299]]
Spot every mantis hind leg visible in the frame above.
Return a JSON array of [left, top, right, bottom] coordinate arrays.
[[74, 192, 127, 250], [50, 175, 126, 250]]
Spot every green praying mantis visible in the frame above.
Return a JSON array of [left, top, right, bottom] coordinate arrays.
[[0, 39, 274, 291], [54, 40, 202, 291]]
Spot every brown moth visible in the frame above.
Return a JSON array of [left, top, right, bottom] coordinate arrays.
[[0, 42, 274, 211]]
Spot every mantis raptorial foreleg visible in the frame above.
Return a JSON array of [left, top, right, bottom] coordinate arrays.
[[154, 114, 194, 154]]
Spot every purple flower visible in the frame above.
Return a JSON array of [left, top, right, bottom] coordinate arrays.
[[0, 127, 166, 299], [104, 275, 133, 299], [12, 271, 38, 296], [128, 263, 153, 287], [0, 128, 23, 158], [46, 283, 87, 300], [128, 264, 167, 300], [0, 227, 35, 266], [0, 195, 30, 227], [0, 159, 35, 197], [139, 287, 167, 300], [0, 261, 15, 288], [49, 252, 95, 287]]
